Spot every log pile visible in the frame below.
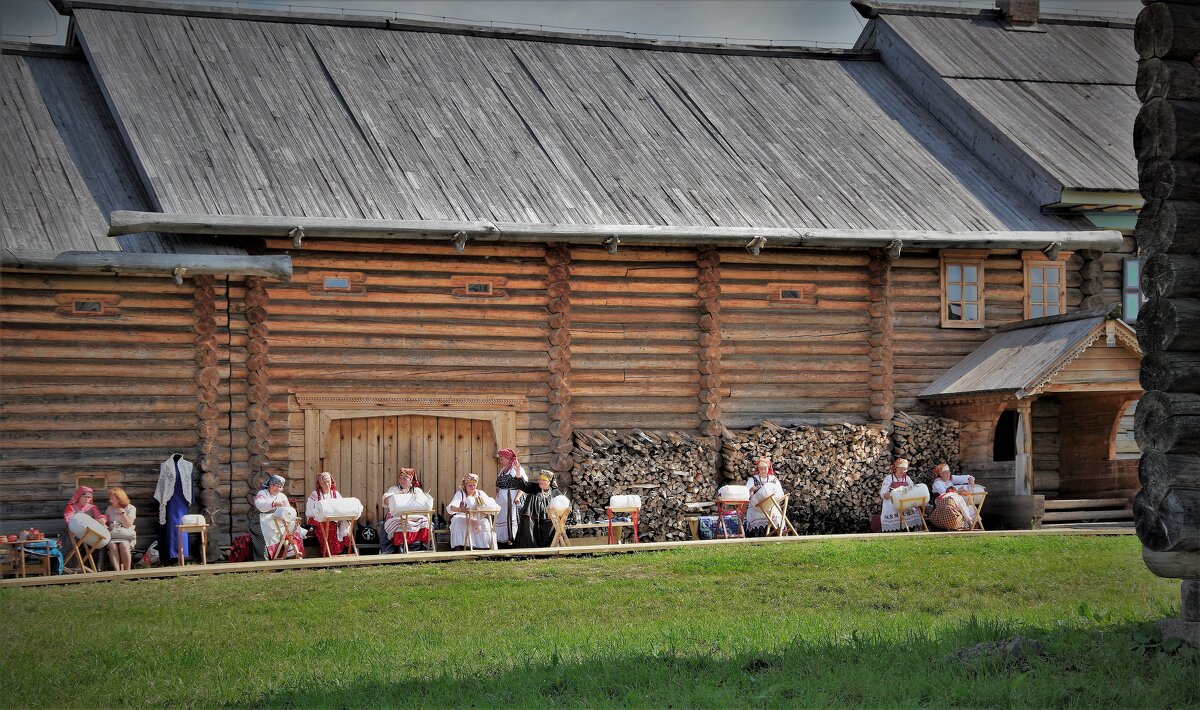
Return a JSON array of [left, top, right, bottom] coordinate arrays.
[[721, 420, 891, 534], [891, 414, 961, 483], [1135, 0, 1200, 583], [570, 429, 718, 541]]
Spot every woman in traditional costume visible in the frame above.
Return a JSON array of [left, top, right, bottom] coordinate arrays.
[[744, 456, 784, 536], [254, 474, 305, 559], [306, 472, 350, 556], [514, 471, 561, 548], [929, 463, 977, 530], [447, 474, 495, 551], [381, 468, 432, 552], [64, 485, 106, 526], [494, 449, 527, 547], [105, 487, 137, 571], [879, 458, 923, 532]]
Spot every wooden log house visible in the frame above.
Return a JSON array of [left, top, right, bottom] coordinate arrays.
[[0, 0, 1144, 550]]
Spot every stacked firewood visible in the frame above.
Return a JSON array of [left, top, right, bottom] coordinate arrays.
[[570, 429, 718, 541], [721, 420, 891, 534], [891, 413, 961, 483]]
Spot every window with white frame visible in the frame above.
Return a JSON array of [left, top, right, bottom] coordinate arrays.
[[940, 252, 986, 328], [1123, 258, 1144, 322]]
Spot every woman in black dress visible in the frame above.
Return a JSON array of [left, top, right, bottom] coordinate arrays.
[[515, 471, 561, 548]]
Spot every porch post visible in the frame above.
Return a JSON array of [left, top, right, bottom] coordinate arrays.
[[1015, 399, 1034, 495]]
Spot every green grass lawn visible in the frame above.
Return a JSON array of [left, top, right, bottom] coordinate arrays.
[[0, 534, 1194, 708]]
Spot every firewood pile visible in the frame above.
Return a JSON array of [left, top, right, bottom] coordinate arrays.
[[891, 413, 961, 483], [570, 429, 718, 541], [721, 420, 891, 534]]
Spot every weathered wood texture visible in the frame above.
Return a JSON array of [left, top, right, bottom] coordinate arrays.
[[1134, 1, 1200, 575], [1032, 396, 1062, 496], [1058, 391, 1140, 496], [72, 8, 1083, 233], [566, 246, 701, 432], [717, 249, 872, 426], [0, 270, 215, 541], [249, 240, 553, 532]]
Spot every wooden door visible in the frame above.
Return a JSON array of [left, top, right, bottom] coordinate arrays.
[[319, 415, 497, 524]]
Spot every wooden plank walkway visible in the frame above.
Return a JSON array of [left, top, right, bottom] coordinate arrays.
[[0, 526, 1133, 589]]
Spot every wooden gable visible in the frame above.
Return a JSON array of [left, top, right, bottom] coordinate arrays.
[[1042, 327, 1142, 393]]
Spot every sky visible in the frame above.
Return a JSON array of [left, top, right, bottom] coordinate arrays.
[[0, 0, 1143, 48]]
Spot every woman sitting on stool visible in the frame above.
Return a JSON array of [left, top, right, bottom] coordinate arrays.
[[105, 487, 136, 571], [447, 474, 495, 551], [745, 456, 784, 536], [929, 463, 977, 531], [381, 468, 432, 553], [306, 471, 351, 556]]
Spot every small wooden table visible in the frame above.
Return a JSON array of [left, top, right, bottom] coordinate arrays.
[[65, 529, 106, 573], [0, 539, 53, 578], [462, 510, 498, 551], [606, 507, 640, 545], [962, 491, 987, 531], [895, 494, 929, 532], [712, 500, 749, 539], [176, 522, 209, 566], [393, 509, 434, 553], [756, 494, 799, 537]]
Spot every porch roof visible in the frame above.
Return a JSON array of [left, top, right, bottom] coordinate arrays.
[[919, 311, 1141, 401]]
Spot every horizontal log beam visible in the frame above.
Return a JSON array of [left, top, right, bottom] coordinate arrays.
[[1136, 2, 1200, 61], [0, 249, 292, 279], [1135, 390, 1200, 455], [1135, 478, 1200, 552], [107, 211, 1125, 252], [1138, 296, 1200, 352], [1143, 253, 1200, 299], [1142, 548, 1200, 579]]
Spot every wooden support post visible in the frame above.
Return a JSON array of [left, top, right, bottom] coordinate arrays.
[[193, 276, 223, 515], [867, 249, 894, 423], [696, 248, 723, 437], [545, 245, 574, 478], [1014, 400, 1034, 496]]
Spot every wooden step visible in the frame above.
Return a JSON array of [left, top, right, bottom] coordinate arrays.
[[1043, 498, 1129, 511], [1042, 508, 1134, 523]]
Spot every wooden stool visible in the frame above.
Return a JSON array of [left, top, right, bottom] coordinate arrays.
[[895, 494, 929, 532], [176, 522, 209, 566], [756, 494, 799, 537], [271, 518, 302, 560], [963, 490, 987, 531], [65, 529, 105, 573], [314, 516, 359, 557], [548, 509, 571, 548], [395, 509, 433, 553], [606, 507, 640, 545], [463, 510, 498, 551], [712, 500, 748, 539]]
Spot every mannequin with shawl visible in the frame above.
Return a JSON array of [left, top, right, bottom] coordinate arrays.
[[494, 448, 527, 546], [447, 473, 496, 550], [744, 456, 784, 535], [254, 474, 306, 559], [154, 454, 193, 561], [514, 471, 561, 548], [306, 472, 349, 556], [381, 468, 432, 552]]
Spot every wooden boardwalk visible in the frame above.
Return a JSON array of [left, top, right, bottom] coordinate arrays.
[[0, 526, 1133, 589]]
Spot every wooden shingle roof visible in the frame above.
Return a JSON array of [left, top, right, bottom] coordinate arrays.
[[919, 315, 1141, 401], [870, 11, 1137, 193], [0, 46, 242, 254], [67, 6, 1086, 233]]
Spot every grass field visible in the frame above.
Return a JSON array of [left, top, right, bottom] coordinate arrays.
[[0, 534, 1194, 708]]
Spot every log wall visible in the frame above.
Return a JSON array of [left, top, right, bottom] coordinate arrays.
[[0, 270, 213, 542], [1134, 0, 1200, 581], [717, 249, 872, 426], [1032, 396, 1061, 497]]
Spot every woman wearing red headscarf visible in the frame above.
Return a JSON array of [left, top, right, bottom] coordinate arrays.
[[494, 448, 527, 547], [64, 486, 107, 526], [744, 456, 784, 536], [381, 468, 432, 552], [306, 471, 349, 556]]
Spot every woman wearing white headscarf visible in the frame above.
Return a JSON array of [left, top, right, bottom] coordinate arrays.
[[306, 471, 350, 556], [879, 458, 923, 532], [447, 474, 496, 551], [254, 474, 306, 559]]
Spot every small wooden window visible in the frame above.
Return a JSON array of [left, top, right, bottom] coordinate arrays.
[[940, 252, 986, 328], [1023, 252, 1069, 320], [55, 293, 121, 318], [767, 283, 816, 307], [75, 474, 108, 492], [309, 271, 365, 295], [1122, 258, 1143, 322], [451, 275, 507, 299]]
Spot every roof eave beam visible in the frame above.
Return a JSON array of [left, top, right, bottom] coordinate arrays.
[[1, 248, 293, 279], [107, 211, 1126, 253]]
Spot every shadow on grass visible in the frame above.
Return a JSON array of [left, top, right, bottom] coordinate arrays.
[[255, 618, 1198, 708]]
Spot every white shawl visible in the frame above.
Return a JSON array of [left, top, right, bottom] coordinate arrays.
[[154, 455, 194, 524]]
